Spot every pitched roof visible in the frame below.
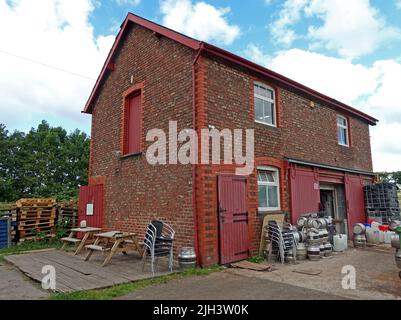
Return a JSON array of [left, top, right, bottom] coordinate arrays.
[[83, 13, 378, 125]]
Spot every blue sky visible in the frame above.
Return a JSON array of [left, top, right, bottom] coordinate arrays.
[[0, 0, 401, 171]]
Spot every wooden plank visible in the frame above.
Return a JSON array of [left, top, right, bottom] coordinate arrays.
[[5, 254, 73, 293], [43, 251, 137, 283], [18, 252, 112, 292], [231, 260, 272, 271], [5, 250, 174, 293]]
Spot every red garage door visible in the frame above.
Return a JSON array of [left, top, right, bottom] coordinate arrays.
[[78, 184, 104, 228], [289, 166, 321, 223], [345, 175, 366, 237], [218, 175, 249, 265]]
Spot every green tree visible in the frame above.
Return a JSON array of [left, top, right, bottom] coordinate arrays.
[[378, 171, 401, 185], [0, 121, 90, 202]]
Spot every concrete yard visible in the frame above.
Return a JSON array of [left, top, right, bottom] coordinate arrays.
[[118, 270, 345, 300], [0, 263, 48, 300], [120, 246, 401, 300], [227, 246, 401, 300], [0, 246, 400, 300]]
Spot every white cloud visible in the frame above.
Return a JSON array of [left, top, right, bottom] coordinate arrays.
[[268, 49, 378, 106], [244, 43, 272, 67], [371, 122, 401, 171], [0, 0, 114, 131], [160, 0, 240, 45], [115, 0, 141, 6], [269, 0, 401, 59], [269, 0, 308, 46], [244, 46, 401, 171], [305, 0, 401, 59], [366, 60, 401, 123]]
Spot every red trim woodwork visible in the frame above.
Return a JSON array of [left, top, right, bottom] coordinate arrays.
[[121, 82, 144, 155]]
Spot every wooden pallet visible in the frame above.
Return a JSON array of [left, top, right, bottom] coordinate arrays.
[[14, 199, 57, 243], [16, 198, 56, 207], [57, 201, 78, 229]]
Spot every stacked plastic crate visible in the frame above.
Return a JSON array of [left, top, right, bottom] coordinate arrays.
[[364, 183, 400, 224], [0, 216, 11, 249]]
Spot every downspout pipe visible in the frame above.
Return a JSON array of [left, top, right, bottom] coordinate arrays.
[[192, 42, 204, 266]]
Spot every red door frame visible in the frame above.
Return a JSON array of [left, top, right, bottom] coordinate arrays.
[[217, 174, 249, 265]]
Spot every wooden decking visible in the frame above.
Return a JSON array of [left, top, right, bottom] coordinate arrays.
[[5, 250, 175, 293]]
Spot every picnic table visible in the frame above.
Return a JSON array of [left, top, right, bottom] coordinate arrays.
[[84, 231, 144, 267], [61, 227, 102, 256]]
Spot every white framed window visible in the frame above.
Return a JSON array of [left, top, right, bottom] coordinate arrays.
[[257, 166, 280, 212], [337, 115, 349, 147], [254, 82, 276, 127]]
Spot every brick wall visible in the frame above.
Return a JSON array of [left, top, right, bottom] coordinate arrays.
[[89, 26, 374, 266], [194, 54, 374, 265], [90, 24, 196, 252], [202, 54, 373, 172]]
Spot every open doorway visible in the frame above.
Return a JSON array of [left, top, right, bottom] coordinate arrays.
[[320, 189, 335, 219], [320, 184, 348, 235]]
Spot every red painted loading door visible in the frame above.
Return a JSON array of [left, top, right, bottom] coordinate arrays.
[[345, 175, 366, 237], [289, 167, 321, 223], [218, 175, 249, 265], [78, 185, 104, 228]]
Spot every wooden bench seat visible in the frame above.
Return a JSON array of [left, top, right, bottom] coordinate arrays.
[[61, 237, 81, 243], [85, 244, 111, 252]]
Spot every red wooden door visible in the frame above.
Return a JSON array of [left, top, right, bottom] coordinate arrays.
[[345, 175, 366, 237], [289, 166, 321, 223], [218, 175, 249, 265], [78, 185, 104, 228]]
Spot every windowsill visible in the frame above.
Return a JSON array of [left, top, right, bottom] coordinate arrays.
[[258, 209, 282, 216], [255, 120, 277, 128], [338, 143, 350, 148], [120, 151, 143, 159]]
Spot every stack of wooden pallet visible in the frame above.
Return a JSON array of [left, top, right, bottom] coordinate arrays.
[[16, 198, 56, 242], [57, 200, 79, 229], [0, 205, 18, 243]]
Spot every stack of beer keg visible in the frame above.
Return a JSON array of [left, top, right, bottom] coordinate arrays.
[[296, 215, 333, 261]]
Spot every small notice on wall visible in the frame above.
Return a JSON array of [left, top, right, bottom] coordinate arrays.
[[86, 203, 94, 216], [314, 183, 319, 190]]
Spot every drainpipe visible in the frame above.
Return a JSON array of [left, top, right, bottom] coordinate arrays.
[[192, 42, 204, 266]]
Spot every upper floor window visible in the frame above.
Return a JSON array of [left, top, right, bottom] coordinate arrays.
[[258, 167, 280, 212], [337, 115, 349, 147], [254, 83, 276, 127]]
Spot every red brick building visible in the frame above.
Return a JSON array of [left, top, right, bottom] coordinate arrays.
[[80, 13, 378, 266]]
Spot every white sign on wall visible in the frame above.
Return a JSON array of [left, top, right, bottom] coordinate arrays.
[[86, 203, 94, 216]]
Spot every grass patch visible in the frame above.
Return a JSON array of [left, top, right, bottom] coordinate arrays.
[[247, 255, 265, 264], [49, 265, 223, 300], [0, 239, 63, 262]]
